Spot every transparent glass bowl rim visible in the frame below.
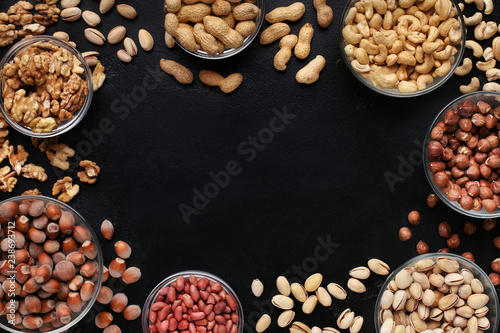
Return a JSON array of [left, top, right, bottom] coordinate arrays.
[[339, 0, 466, 98], [0, 35, 94, 138], [171, 0, 265, 59], [373, 253, 500, 333], [142, 270, 245, 333], [422, 91, 500, 218], [0, 195, 103, 333]]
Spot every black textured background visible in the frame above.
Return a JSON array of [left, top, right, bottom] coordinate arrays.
[[0, 0, 499, 332]]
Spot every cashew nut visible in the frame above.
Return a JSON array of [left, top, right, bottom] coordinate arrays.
[[426, 26, 439, 42], [418, 0, 437, 11], [357, 20, 371, 38], [371, 0, 388, 15], [483, 47, 494, 61], [448, 22, 462, 45], [398, 15, 421, 31], [403, 41, 416, 54], [454, 58, 473, 76], [342, 25, 363, 44], [429, 14, 441, 27], [493, 36, 500, 61], [474, 21, 497, 40], [460, 77, 480, 94], [476, 59, 496, 71], [398, 80, 418, 93], [464, 0, 484, 11], [484, 0, 493, 15], [373, 66, 398, 88], [344, 7, 358, 25], [486, 68, 500, 81], [415, 46, 424, 63], [361, 0, 374, 20], [373, 30, 398, 47], [351, 59, 371, 73], [415, 53, 435, 73], [383, 11, 393, 30], [398, 51, 417, 66], [435, 0, 452, 21], [399, 0, 416, 7], [423, 41, 442, 53], [464, 12, 482, 26], [387, 0, 397, 11], [391, 8, 405, 26], [433, 59, 451, 77], [396, 64, 408, 80], [417, 74, 433, 90], [354, 47, 370, 65], [369, 14, 383, 29], [386, 54, 398, 66], [465, 40, 483, 58], [344, 44, 356, 58], [374, 44, 388, 63], [389, 40, 404, 54], [438, 18, 459, 37], [483, 82, 500, 92], [408, 32, 427, 44], [433, 45, 453, 60], [414, 11, 428, 26]]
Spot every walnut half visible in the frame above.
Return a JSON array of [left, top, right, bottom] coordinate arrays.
[[52, 176, 79, 202], [78, 160, 100, 184]]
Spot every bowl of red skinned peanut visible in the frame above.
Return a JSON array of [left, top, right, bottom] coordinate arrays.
[[0, 35, 93, 137], [424, 91, 500, 218], [340, 0, 466, 97], [142, 271, 244, 333], [0, 195, 104, 333]]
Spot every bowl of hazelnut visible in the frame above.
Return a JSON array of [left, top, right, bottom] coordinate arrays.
[[0, 195, 103, 333], [424, 91, 500, 218], [0, 36, 93, 138]]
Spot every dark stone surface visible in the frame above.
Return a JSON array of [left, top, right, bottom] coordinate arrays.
[[0, 0, 499, 332]]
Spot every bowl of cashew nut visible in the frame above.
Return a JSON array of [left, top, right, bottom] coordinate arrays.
[[340, 0, 466, 97], [0, 35, 93, 137]]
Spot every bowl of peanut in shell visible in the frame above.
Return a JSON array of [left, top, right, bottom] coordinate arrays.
[[0, 35, 93, 137]]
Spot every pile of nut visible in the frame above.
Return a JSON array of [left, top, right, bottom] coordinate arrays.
[[399, 210, 500, 285], [454, 1, 500, 94], [342, 0, 463, 93], [93, 219, 143, 333], [378, 256, 493, 333], [2, 40, 88, 133], [0, 199, 100, 331], [253, 258, 391, 333], [145, 274, 240, 333], [164, 0, 261, 55], [0, 0, 59, 47], [427, 98, 500, 212], [260, 2, 332, 85]]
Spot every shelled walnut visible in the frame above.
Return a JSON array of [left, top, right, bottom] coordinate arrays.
[[21, 163, 47, 181], [52, 176, 79, 202], [34, 3, 60, 26], [1, 40, 88, 132], [78, 160, 100, 184]]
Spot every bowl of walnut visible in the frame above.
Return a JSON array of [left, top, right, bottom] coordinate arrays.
[[0, 36, 93, 137]]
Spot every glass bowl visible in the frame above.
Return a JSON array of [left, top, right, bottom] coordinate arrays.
[[0, 195, 103, 333], [167, 1, 264, 59], [375, 253, 499, 333], [423, 91, 500, 218], [0, 36, 93, 138], [340, 0, 466, 97], [142, 270, 244, 333]]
